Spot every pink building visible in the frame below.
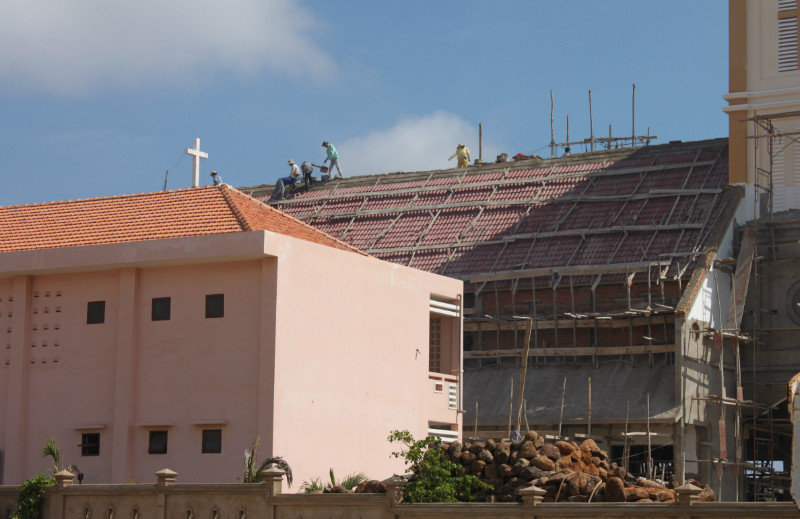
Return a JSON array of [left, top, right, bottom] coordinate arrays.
[[0, 185, 462, 486]]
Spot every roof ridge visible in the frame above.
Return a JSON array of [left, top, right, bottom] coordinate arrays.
[[218, 184, 253, 232], [0, 186, 219, 210], [225, 187, 370, 257]]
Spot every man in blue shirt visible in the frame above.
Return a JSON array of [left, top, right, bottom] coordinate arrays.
[[322, 141, 343, 179], [271, 160, 302, 200]]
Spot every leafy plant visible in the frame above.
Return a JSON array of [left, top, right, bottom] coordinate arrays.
[[239, 437, 293, 486], [388, 429, 491, 503], [300, 469, 367, 493], [299, 478, 325, 493], [40, 438, 79, 477], [11, 474, 53, 519]]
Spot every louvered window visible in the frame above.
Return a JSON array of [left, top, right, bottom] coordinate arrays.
[[779, 1, 799, 72]]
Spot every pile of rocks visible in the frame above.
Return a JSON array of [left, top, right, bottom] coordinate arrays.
[[440, 432, 714, 503]]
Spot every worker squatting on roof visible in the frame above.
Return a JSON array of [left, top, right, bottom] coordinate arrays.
[[449, 143, 470, 167], [270, 142, 344, 201], [210, 171, 222, 186], [271, 160, 303, 200]]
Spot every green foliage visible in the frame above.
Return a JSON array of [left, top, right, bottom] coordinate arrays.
[[328, 468, 367, 490], [40, 438, 79, 477], [11, 474, 53, 519], [300, 469, 368, 493], [387, 430, 491, 503], [40, 438, 61, 471], [239, 437, 293, 487], [299, 478, 325, 493]]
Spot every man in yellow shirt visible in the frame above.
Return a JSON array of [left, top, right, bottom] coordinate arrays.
[[449, 143, 470, 168]]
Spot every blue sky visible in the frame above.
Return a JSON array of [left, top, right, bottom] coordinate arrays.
[[0, 0, 727, 206]]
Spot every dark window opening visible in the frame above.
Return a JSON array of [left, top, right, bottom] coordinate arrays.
[[80, 433, 100, 456], [429, 315, 442, 372], [205, 294, 224, 319], [151, 297, 171, 321], [86, 301, 105, 324], [202, 429, 222, 454], [148, 430, 168, 454]]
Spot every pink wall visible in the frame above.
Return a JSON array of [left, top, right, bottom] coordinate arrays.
[[0, 278, 11, 484], [1, 231, 461, 488], [267, 235, 462, 486]]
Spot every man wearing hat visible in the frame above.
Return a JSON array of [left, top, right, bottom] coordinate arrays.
[[210, 171, 222, 186], [271, 160, 303, 201], [448, 143, 470, 168], [322, 141, 343, 179]]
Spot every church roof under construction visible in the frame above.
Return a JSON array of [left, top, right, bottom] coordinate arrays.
[[243, 138, 740, 292]]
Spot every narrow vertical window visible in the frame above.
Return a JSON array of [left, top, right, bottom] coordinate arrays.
[[148, 430, 168, 454], [429, 316, 442, 373], [86, 301, 105, 324], [779, 1, 799, 71], [81, 433, 100, 456], [151, 297, 171, 321], [205, 294, 224, 319], [202, 429, 222, 454]]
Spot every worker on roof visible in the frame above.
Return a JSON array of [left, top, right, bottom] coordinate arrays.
[[322, 141, 343, 179], [271, 160, 302, 201], [210, 171, 222, 186], [449, 143, 470, 168], [300, 160, 314, 191]]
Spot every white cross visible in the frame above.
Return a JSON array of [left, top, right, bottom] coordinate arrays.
[[185, 138, 208, 187]]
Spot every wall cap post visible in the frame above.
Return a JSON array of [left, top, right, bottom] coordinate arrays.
[[518, 485, 547, 506], [54, 470, 75, 488], [383, 476, 408, 506], [259, 467, 285, 496], [675, 482, 702, 504], [155, 468, 178, 487]]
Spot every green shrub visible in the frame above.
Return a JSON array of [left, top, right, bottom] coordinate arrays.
[[387, 430, 491, 503], [12, 474, 54, 519]]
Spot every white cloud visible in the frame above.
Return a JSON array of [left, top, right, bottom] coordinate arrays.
[[338, 111, 503, 176], [0, 0, 335, 94]]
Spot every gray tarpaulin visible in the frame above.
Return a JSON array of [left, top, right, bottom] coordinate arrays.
[[463, 358, 678, 426]]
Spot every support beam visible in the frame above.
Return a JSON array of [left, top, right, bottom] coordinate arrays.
[[464, 344, 674, 358], [274, 160, 717, 207]]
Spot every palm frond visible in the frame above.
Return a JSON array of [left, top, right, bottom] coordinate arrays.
[[340, 472, 368, 491], [41, 438, 61, 471], [299, 478, 324, 493], [256, 456, 293, 487]]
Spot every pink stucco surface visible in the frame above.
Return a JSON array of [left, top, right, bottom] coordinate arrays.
[[0, 230, 462, 487]]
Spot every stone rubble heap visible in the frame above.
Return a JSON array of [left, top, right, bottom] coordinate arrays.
[[442, 432, 715, 503]]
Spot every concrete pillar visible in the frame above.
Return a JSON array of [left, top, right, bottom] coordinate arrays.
[[111, 268, 139, 482], [256, 258, 277, 453], [4, 275, 31, 483], [260, 467, 284, 497]]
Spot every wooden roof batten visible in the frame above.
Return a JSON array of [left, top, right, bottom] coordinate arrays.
[[270, 159, 716, 208]]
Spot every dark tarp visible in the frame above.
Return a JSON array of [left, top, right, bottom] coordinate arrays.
[[463, 357, 678, 426]]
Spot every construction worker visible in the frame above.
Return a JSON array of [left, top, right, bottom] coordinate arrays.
[[300, 160, 314, 191], [210, 171, 222, 186], [449, 144, 470, 168], [271, 160, 302, 201], [322, 141, 343, 179]]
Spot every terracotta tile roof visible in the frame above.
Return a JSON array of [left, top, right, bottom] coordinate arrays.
[[0, 185, 366, 256], [249, 138, 738, 287]]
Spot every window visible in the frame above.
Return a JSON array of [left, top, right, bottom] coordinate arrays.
[[205, 294, 224, 318], [151, 297, 171, 321], [429, 316, 442, 373], [779, 1, 800, 72], [202, 429, 222, 454], [148, 430, 168, 454], [86, 301, 105, 324], [80, 433, 100, 456]]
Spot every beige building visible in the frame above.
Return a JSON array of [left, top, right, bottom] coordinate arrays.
[[725, 0, 800, 216]]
